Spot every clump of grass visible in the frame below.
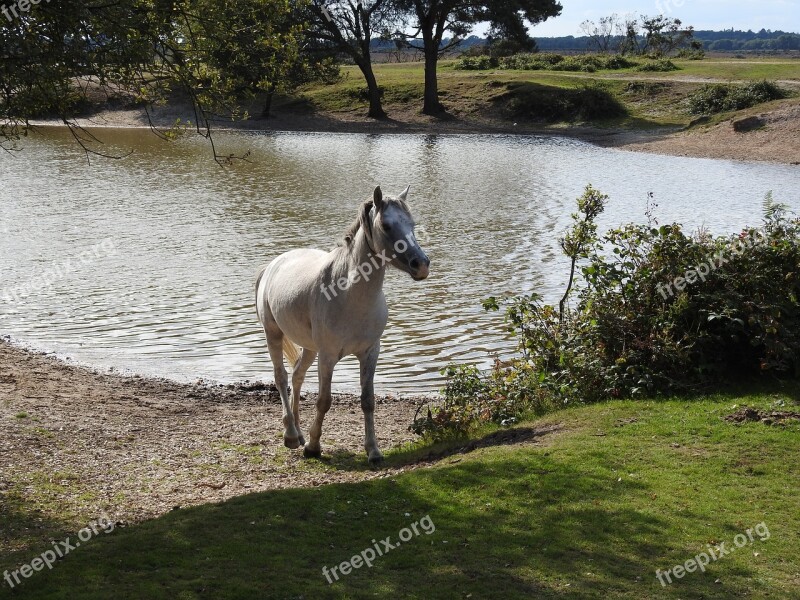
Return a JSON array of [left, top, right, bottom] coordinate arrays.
[[634, 59, 679, 72], [688, 80, 787, 114], [455, 55, 497, 70], [623, 81, 668, 96], [459, 52, 638, 72]]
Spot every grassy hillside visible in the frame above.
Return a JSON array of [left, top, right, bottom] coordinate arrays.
[[292, 57, 800, 130], [4, 387, 799, 599]]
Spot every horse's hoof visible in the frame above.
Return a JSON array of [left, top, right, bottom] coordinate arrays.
[[298, 435, 306, 446], [303, 445, 322, 459], [284, 437, 301, 450], [368, 453, 385, 467]]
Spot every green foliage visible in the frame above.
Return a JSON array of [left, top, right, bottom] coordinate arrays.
[[455, 55, 499, 70], [634, 59, 679, 72], [688, 80, 787, 115], [457, 52, 638, 72], [0, 0, 332, 155], [499, 52, 637, 72], [410, 363, 555, 439], [676, 48, 705, 60], [423, 189, 800, 438], [501, 81, 627, 122], [640, 15, 695, 57], [623, 81, 668, 96]]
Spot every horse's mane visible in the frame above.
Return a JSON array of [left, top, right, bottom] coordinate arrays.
[[342, 196, 411, 246]]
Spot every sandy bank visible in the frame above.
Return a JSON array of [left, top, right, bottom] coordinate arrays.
[[42, 95, 800, 165]]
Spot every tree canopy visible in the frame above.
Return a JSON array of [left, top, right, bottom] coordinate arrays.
[[394, 0, 562, 113], [0, 0, 329, 160]]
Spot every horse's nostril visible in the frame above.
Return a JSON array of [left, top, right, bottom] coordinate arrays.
[[409, 258, 420, 269]]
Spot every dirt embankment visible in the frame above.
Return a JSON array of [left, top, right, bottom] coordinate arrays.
[[46, 85, 800, 165], [618, 101, 800, 164]]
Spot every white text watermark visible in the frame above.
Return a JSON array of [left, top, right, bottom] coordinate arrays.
[[1, 237, 117, 304], [657, 230, 766, 300], [655, 521, 770, 586], [3, 513, 116, 589], [322, 514, 436, 584]]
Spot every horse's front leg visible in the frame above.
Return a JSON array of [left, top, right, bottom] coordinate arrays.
[[304, 353, 336, 459], [358, 343, 383, 465]]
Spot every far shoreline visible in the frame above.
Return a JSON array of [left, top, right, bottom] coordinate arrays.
[[27, 98, 800, 165]]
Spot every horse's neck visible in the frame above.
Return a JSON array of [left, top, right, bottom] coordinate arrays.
[[334, 227, 386, 299]]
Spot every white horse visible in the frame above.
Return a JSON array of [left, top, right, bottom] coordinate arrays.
[[255, 186, 430, 464]]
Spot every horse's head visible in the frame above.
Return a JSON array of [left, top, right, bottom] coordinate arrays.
[[369, 186, 430, 281]]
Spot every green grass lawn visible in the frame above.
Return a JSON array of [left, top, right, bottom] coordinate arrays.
[[3, 387, 798, 599], [294, 57, 800, 130], [668, 58, 800, 81]]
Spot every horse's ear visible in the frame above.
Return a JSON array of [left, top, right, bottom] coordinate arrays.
[[398, 185, 410, 201], [373, 186, 385, 211]]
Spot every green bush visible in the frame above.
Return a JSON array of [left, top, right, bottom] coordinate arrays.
[[455, 55, 498, 70], [688, 80, 787, 114], [623, 81, 668, 96], [634, 59, 679, 72], [502, 82, 627, 122], [418, 189, 800, 440], [676, 48, 705, 60], [499, 53, 636, 72]]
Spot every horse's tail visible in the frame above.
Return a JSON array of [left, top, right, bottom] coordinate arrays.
[[282, 339, 301, 369], [254, 264, 269, 318]]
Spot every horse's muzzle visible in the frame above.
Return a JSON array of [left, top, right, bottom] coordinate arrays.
[[409, 255, 430, 280]]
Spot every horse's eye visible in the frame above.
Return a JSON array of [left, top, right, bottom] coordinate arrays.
[[383, 222, 392, 232]]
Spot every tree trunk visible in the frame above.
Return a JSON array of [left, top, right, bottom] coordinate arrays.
[[357, 58, 386, 119], [422, 45, 443, 115], [262, 85, 275, 118]]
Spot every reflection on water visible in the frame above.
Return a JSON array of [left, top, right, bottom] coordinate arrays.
[[1, 128, 799, 393]]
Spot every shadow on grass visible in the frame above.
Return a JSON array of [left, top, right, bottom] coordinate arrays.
[[0, 490, 76, 574], [310, 423, 563, 474], [4, 447, 762, 600]]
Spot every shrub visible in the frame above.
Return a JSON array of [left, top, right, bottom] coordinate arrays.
[[676, 48, 705, 60], [501, 82, 627, 122], [455, 55, 498, 70], [499, 53, 636, 72], [624, 81, 668, 96], [418, 189, 800, 439], [634, 59, 679, 72], [688, 80, 786, 114]]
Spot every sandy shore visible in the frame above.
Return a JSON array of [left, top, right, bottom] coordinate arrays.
[[0, 338, 422, 526], [50, 95, 800, 165]]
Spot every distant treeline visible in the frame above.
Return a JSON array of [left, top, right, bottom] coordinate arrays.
[[534, 29, 800, 52], [370, 30, 800, 53]]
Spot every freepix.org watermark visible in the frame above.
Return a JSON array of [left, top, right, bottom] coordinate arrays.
[[3, 513, 116, 589], [655, 0, 686, 16], [655, 521, 770, 587], [320, 232, 417, 301], [322, 514, 436, 584], [657, 229, 766, 300], [1, 0, 50, 23], [1, 237, 117, 304]]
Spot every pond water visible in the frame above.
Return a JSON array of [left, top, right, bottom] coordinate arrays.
[[1, 128, 798, 393]]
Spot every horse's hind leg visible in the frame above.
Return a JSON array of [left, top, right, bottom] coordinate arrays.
[[291, 348, 317, 447], [358, 343, 383, 465], [263, 319, 301, 449], [304, 353, 336, 459]]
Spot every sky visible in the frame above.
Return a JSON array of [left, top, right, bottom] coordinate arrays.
[[513, 0, 800, 37]]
